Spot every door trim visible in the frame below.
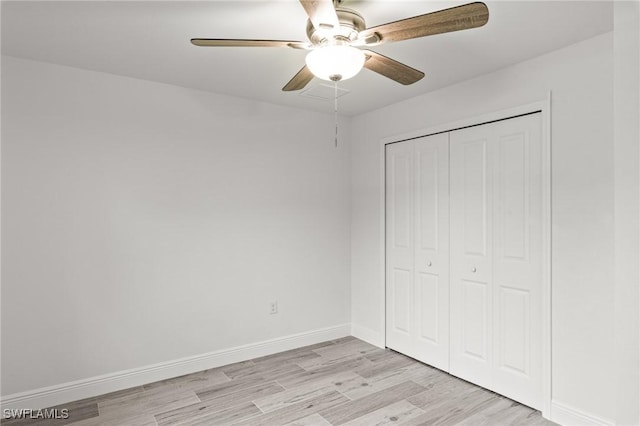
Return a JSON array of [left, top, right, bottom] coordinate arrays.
[[379, 95, 552, 418]]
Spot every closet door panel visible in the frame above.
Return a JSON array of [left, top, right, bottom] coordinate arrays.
[[413, 133, 450, 370], [450, 113, 543, 409], [391, 269, 412, 333], [461, 280, 489, 360], [492, 114, 542, 409], [385, 134, 449, 369], [450, 134, 493, 388], [416, 272, 440, 342], [385, 142, 414, 354]]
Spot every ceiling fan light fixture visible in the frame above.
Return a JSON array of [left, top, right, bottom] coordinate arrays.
[[305, 45, 365, 82]]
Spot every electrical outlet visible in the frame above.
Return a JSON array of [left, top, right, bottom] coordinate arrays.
[[269, 301, 278, 315]]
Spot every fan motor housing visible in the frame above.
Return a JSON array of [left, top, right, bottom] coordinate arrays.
[[306, 7, 366, 46]]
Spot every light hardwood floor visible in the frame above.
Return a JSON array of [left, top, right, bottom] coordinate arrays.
[[2, 337, 555, 425]]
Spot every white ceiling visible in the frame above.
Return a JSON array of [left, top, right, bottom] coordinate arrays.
[[1, 0, 613, 116]]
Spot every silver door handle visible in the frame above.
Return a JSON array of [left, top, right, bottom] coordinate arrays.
[[426, 261, 432, 267], [471, 267, 477, 273]]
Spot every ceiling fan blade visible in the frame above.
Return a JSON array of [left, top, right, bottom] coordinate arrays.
[[299, 0, 340, 31], [360, 2, 489, 44], [362, 50, 424, 85], [282, 65, 315, 91], [191, 39, 308, 49]]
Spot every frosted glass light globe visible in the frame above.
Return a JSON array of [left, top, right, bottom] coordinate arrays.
[[305, 45, 366, 82]]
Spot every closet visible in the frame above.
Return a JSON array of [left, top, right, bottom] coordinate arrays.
[[385, 113, 543, 410]]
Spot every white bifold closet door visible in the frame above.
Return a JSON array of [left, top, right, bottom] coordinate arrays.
[[385, 113, 543, 410], [385, 133, 450, 371], [449, 113, 542, 410]]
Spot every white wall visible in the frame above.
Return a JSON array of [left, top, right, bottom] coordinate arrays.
[[0, 4, 4, 406], [1, 56, 351, 397], [350, 32, 615, 424], [614, 2, 640, 425]]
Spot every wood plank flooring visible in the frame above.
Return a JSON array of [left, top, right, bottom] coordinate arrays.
[[1, 337, 555, 426]]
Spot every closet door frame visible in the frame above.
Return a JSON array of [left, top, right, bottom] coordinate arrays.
[[380, 97, 551, 419]]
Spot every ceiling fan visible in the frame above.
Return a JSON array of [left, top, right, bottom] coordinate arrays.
[[191, 0, 489, 92]]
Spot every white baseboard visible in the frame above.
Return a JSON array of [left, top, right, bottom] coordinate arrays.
[[0, 323, 350, 411], [550, 400, 615, 426], [351, 323, 384, 348]]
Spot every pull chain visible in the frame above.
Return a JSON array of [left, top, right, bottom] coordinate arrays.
[[334, 80, 338, 148]]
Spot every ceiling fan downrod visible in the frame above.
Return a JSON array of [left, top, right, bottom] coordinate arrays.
[[334, 81, 339, 148]]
